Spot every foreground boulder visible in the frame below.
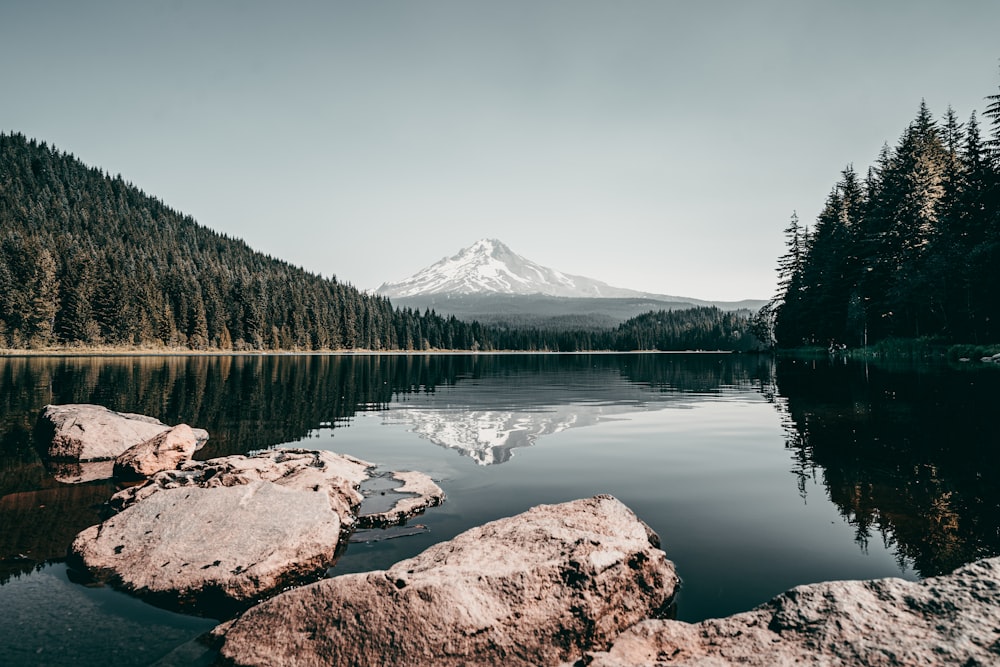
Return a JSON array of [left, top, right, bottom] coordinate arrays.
[[112, 423, 201, 482], [39, 404, 208, 462], [214, 494, 677, 667], [70, 449, 444, 614], [573, 557, 1000, 667]]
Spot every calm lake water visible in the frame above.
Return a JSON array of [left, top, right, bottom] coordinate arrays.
[[2, 352, 999, 665]]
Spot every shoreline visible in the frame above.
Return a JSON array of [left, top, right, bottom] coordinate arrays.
[[0, 348, 739, 358]]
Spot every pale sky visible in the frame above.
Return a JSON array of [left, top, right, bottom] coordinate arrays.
[[3, 1, 999, 301]]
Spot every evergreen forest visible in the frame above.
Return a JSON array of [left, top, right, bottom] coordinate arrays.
[[768, 71, 1000, 348], [0, 133, 755, 353]]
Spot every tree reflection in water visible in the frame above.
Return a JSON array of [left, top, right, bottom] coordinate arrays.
[[771, 356, 1000, 577]]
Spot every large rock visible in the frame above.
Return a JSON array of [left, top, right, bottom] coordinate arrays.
[[112, 423, 201, 482], [573, 557, 1000, 667], [214, 495, 677, 667], [70, 449, 445, 614], [39, 404, 208, 462]]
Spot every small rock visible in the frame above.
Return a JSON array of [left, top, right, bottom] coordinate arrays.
[[113, 424, 201, 482], [357, 471, 446, 528], [214, 495, 677, 667]]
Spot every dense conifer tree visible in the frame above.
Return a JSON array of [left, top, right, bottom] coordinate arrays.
[[772, 75, 1000, 348]]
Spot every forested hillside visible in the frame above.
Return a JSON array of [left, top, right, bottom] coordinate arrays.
[[769, 72, 1000, 348], [0, 132, 757, 352], [0, 133, 480, 351]]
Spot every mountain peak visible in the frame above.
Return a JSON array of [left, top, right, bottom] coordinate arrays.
[[377, 239, 642, 299], [462, 238, 509, 260]]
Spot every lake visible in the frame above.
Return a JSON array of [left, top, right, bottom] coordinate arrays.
[[2, 352, 999, 665]]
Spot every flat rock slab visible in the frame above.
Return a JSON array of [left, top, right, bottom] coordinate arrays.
[[72, 481, 343, 612], [39, 404, 208, 462], [214, 494, 678, 667], [573, 557, 1000, 667], [71, 449, 445, 615], [111, 448, 372, 522]]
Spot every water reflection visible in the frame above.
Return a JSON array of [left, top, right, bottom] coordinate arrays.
[[1, 352, 998, 589], [379, 354, 772, 465], [771, 356, 1000, 577]]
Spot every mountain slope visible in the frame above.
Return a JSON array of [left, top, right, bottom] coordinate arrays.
[[378, 238, 644, 299]]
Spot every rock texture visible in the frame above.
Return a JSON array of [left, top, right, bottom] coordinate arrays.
[[70, 449, 445, 614], [357, 470, 447, 528], [214, 495, 678, 667], [39, 404, 208, 462], [112, 423, 201, 481], [573, 557, 1000, 667]]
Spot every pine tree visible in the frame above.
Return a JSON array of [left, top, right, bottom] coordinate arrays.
[[27, 247, 59, 347], [985, 65, 1000, 161]]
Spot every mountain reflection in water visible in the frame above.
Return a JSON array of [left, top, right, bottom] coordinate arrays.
[[378, 359, 726, 465]]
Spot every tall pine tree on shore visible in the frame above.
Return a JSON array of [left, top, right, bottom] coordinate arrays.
[[772, 71, 1000, 348]]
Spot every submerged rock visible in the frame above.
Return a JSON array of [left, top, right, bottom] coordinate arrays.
[[112, 424, 201, 482], [356, 470, 446, 528], [49, 460, 116, 484], [348, 523, 430, 543], [573, 557, 1000, 667], [70, 449, 445, 615], [39, 404, 208, 463], [214, 495, 677, 667]]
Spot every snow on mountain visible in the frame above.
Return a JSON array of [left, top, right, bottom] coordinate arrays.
[[376, 238, 645, 299]]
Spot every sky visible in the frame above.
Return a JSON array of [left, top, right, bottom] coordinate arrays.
[[2, 1, 999, 301]]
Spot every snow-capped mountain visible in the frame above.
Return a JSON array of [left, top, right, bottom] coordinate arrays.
[[377, 238, 645, 299], [377, 239, 767, 322]]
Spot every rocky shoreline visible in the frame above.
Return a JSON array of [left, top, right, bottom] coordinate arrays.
[[37, 404, 1000, 665], [38, 404, 445, 616]]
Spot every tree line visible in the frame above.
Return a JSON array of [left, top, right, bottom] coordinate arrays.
[[481, 307, 758, 352], [766, 70, 1000, 348], [0, 132, 755, 352]]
